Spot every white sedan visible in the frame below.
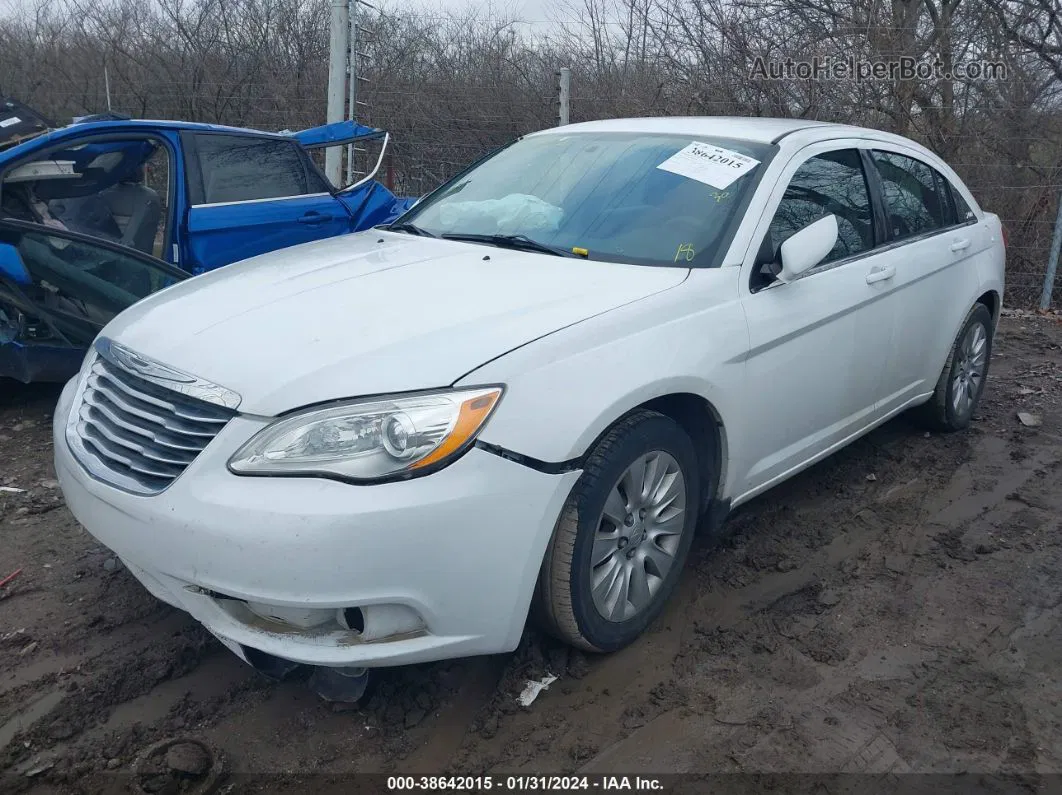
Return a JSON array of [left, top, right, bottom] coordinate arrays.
[[53, 117, 1004, 695]]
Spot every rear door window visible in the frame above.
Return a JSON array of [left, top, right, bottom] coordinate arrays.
[[192, 135, 330, 205], [870, 151, 949, 240], [929, 168, 976, 228]]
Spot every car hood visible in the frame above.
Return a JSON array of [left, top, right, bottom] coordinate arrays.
[[0, 97, 53, 154], [102, 232, 688, 415]]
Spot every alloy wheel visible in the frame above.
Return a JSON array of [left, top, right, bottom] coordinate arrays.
[[590, 451, 687, 622], [951, 321, 988, 417]]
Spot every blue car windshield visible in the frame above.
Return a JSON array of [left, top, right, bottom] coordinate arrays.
[[402, 132, 776, 267]]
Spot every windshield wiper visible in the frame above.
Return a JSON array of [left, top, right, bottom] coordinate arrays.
[[441, 233, 582, 258], [385, 221, 436, 238]]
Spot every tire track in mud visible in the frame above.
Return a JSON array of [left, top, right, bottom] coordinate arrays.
[[1, 619, 222, 787], [401, 656, 509, 774], [0, 610, 194, 701], [573, 431, 1062, 775], [431, 570, 703, 773]]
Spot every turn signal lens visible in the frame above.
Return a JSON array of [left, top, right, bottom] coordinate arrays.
[[412, 391, 501, 469], [228, 386, 504, 482]]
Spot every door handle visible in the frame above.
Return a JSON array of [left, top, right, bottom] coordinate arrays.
[[865, 264, 896, 284], [298, 212, 333, 225], [949, 238, 971, 252]]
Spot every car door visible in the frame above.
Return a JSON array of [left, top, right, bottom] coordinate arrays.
[[864, 149, 986, 413], [734, 143, 899, 499], [0, 218, 187, 382], [181, 132, 355, 274]]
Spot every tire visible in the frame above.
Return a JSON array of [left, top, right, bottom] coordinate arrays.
[[913, 303, 993, 432], [534, 410, 701, 652]]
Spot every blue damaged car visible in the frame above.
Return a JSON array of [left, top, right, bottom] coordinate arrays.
[[0, 102, 415, 382]]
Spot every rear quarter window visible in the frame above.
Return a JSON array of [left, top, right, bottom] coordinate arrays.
[[950, 185, 977, 224]]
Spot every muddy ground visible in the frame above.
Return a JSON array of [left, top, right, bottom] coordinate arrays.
[[1, 311, 1061, 794]]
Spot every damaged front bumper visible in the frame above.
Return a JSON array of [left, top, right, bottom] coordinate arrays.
[[53, 379, 580, 670]]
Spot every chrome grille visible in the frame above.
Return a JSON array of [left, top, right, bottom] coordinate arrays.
[[69, 352, 236, 494]]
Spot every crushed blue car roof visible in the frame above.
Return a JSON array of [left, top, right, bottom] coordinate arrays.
[[0, 118, 387, 166]]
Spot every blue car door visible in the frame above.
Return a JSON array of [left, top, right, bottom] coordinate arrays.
[[181, 131, 355, 274]]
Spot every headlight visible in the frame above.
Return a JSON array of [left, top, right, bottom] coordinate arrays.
[[227, 386, 503, 482]]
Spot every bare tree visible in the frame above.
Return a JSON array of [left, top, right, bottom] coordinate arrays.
[[986, 0, 1062, 80]]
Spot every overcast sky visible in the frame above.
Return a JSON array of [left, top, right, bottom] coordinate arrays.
[[0, 0, 582, 25], [409, 0, 566, 24]]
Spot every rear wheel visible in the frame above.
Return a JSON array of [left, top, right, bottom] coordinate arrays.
[[534, 410, 701, 652], [914, 303, 993, 432]]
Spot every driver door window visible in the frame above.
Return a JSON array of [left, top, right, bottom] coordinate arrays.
[[0, 223, 184, 347], [1, 137, 173, 259], [752, 149, 873, 290], [183, 133, 355, 273]]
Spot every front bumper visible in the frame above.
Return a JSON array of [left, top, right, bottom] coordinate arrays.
[[54, 379, 579, 668]]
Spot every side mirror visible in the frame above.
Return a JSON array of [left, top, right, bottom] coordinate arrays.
[[0, 242, 31, 285], [777, 214, 838, 283]]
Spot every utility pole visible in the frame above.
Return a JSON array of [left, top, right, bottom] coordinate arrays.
[[556, 67, 571, 127], [1040, 190, 1062, 310], [104, 64, 112, 112], [325, 0, 350, 186]]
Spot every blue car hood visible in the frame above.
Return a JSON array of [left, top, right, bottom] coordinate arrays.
[[290, 120, 385, 149]]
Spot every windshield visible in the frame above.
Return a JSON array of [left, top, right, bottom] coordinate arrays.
[[401, 132, 776, 267]]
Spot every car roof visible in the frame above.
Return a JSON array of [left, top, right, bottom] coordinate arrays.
[[529, 116, 920, 147], [66, 118, 293, 138], [0, 118, 300, 167]]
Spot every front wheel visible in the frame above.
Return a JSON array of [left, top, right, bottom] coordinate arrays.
[[914, 303, 993, 432], [534, 410, 701, 652]]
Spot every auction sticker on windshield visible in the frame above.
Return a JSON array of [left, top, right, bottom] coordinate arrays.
[[656, 142, 760, 189]]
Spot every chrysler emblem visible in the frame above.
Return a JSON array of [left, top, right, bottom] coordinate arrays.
[[108, 342, 196, 383]]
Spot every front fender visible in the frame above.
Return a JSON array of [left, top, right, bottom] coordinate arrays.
[[457, 268, 749, 490]]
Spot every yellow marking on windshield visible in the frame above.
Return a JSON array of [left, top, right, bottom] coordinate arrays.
[[572, 246, 589, 257], [674, 243, 695, 262], [711, 190, 731, 203]]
